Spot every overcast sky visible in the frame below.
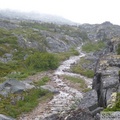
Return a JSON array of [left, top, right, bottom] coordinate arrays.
[[0, 0, 120, 25]]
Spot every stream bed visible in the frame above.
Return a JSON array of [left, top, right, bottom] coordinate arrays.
[[36, 47, 93, 119], [20, 47, 92, 120]]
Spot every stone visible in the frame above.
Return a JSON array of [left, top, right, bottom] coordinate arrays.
[[4, 79, 25, 94], [91, 107, 103, 116], [79, 90, 98, 111], [102, 76, 119, 89], [40, 85, 59, 94], [0, 79, 34, 96]]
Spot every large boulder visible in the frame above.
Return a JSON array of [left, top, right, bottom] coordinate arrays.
[[79, 90, 98, 111], [0, 79, 35, 97]]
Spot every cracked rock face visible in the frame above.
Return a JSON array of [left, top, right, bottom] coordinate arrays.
[[92, 52, 120, 108]]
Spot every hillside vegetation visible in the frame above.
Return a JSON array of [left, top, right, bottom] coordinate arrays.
[[0, 19, 86, 82]]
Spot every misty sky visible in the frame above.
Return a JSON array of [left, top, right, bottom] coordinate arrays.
[[0, 0, 120, 25]]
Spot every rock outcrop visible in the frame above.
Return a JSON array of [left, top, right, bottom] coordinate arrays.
[[53, 38, 120, 120], [0, 79, 34, 97]]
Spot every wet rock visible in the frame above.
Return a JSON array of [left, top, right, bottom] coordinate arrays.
[[40, 85, 59, 94], [0, 114, 15, 120]]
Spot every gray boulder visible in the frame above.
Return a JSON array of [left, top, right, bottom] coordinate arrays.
[[0, 79, 26, 97], [4, 79, 25, 93], [79, 90, 98, 111]]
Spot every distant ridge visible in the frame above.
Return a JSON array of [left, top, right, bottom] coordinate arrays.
[[0, 9, 76, 25]]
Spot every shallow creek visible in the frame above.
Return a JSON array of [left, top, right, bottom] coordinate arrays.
[[20, 47, 92, 120]]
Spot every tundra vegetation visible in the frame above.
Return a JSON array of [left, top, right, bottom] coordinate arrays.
[[0, 76, 53, 118]]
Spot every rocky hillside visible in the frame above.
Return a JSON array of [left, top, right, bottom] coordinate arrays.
[[52, 24, 120, 120], [81, 21, 120, 41], [0, 13, 120, 120], [0, 16, 88, 82]]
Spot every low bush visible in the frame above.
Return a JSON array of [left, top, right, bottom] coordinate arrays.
[[82, 41, 105, 53], [25, 52, 59, 71]]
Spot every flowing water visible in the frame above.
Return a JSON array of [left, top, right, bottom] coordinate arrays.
[[20, 46, 92, 120], [36, 47, 92, 119]]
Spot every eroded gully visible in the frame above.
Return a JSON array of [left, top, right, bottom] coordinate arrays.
[[20, 46, 92, 120]]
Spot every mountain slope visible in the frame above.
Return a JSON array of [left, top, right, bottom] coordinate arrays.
[[0, 10, 75, 25]]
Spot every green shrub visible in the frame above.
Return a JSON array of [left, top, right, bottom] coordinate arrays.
[[0, 62, 13, 77], [0, 28, 11, 37], [0, 36, 17, 44], [25, 52, 59, 71], [82, 41, 105, 53], [117, 44, 120, 55]]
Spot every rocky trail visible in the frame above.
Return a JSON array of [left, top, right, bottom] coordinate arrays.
[[19, 47, 92, 120]]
